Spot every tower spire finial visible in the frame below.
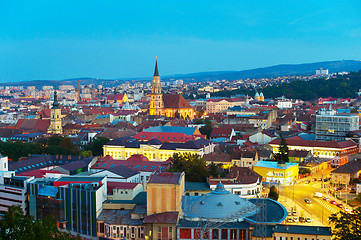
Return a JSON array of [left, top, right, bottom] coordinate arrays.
[[154, 57, 159, 76]]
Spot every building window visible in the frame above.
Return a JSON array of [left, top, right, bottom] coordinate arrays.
[[158, 227, 162, 233]]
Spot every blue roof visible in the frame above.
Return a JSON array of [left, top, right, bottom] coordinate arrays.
[[246, 198, 287, 224], [144, 126, 197, 136], [254, 161, 298, 169], [38, 186, 58, 198]]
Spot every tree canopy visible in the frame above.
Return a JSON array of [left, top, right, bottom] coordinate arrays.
[[268, 185, 279, 201], [275, 135, 289, 164], [0, 205, 80, 240], [329, 207, 361, 240], [168, 153, 209, 182], [209, 70, 361, 101], [84, 137, 109, 156]]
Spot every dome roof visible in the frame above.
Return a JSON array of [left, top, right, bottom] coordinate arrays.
[[255, 92, 260, 97], [183, 182, 257, 220], [260, 92, 264, 97]]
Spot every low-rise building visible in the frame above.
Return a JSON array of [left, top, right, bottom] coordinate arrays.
[[253, 161, 299, 185], [103, 137, 214, 161], [208, 167, 262, 198], [269, 137, 358, 167], [330, 158, 361, 185]]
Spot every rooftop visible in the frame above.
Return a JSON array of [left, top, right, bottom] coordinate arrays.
[[254, 161, 298, 169]]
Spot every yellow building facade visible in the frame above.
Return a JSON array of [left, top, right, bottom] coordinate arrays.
[[253, 161, 299, 184], [103, 144, 199, 161], [146, 172, 185, 215]]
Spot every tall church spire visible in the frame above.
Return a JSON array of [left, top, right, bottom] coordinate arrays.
[[52, 90, 60, 109], [154, 56, 159, 76]]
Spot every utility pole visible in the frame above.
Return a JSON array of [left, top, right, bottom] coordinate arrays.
[[322, 168, 324, 190]]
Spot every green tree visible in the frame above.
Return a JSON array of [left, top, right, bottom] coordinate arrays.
[[208, 162, 221, 178], [168, 153, 209, 182], [275, 135, 289, 164], [0, 205, 80, 240], [329, 207, 361, 239], [85, 137, 109, 156], [268, 185, 279, 201], [199, 118, 213, 139]]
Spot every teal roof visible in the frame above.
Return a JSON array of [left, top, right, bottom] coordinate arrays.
[[254, 161, 298, 169], [143, 126, 197, 135], [185, 182, 210, 191]]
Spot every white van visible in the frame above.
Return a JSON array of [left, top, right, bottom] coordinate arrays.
[[313, 192, 322, 198]]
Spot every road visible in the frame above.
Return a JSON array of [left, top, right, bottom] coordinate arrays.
[[277, 168, 356, 226], [279, 180, 340, 226]]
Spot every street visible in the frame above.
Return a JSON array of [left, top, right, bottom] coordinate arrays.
[[276, 168, 356, 226]]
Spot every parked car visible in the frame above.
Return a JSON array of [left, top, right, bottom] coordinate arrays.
[[330, 200, 337, 205], [306, 217, 311, 223], [293, 217, 299, 223], [287, 217, 294, 222], [323, 197, 330, 201], [304, 198, 311, 204], [318, 177, 323, 181], [337, 203, 344, 208], [312, 178, 317, 182], [299, 216, 305, 223], [336, 186, 344, 191], [305, 180, 310, 184], [292, 211, 297, 216]]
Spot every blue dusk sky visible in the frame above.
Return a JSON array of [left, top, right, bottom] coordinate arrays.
[[0, 0, 361, 82]]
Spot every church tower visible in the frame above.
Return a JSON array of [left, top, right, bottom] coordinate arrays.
[[48, 91, 63, 134], [149, 57, 164, 115]]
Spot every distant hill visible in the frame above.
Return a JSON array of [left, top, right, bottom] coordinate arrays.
[[212, 70, 361, 101], [162, 60, 361, 82], [1, 60, 361, 87]]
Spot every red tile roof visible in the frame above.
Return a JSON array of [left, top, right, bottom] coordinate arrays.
[[16, 119, 50, 132], [144, 212, 179, 224], [163, 94, 192, 109], [127, 154, 149, 161], [17, 169, 61, 178], [107, 94, 126, 101], [91, 157, 171, 172], [210, 127, 233, 138], [269, 138, 357, 149]]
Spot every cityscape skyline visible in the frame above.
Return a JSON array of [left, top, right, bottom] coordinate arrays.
[[1, 1, 361, 82]]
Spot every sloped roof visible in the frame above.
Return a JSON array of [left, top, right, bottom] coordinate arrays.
[[107, 94, 126, 101], [269, 138, 357, 149], [106, 165, 139, 178], [144, 212, 179, 224], [288, 150, 311, 158], [148, 172, 183, 184], [16, 119, 50, 132], [162, 94, 192, 109], [91, 157, 170, 172], [144, 126, 197, 135], [211, 127, 233, 138], [331, 159, 361, 175]]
